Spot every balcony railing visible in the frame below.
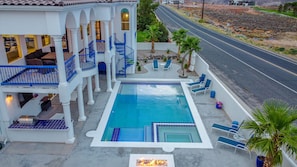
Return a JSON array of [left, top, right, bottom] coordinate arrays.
[[96, 40, 105, 54], [65, 55, 77, 81], [109, 36, 112, 50], [0, 55, 77, 86], [0, 65, 59, 86], [79, 50, 96, 71]]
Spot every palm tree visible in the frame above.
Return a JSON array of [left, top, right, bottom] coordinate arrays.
[[242, 99, 297, 167], [180, 36, 201, 72], [145, 24, 162, 53], [172, 28, 188, 60]]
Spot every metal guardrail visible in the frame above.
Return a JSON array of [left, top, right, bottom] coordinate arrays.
[[0, 55, 77, 86]]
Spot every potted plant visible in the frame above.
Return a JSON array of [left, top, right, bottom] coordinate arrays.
[[256, 155, 265, 167], [242, 99, 297, 167]]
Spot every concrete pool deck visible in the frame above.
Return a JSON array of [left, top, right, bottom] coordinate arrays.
[[0, 62, 256, 167]]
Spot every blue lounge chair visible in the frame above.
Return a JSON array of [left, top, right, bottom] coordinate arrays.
[[152, 59, 158, 71], [163, 59, 172, 70], [211, 121, 240, 136], [216, 136, 251, 158], [191, 79, 211, 95], [186, 73, 206, 88]]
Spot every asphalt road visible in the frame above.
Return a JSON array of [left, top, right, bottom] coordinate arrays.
[[155, 5, 297, 109]]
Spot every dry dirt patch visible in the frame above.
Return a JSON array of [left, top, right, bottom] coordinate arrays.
[[176, 4, 297, 60]]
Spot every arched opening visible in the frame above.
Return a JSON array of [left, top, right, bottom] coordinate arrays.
[[121, 8, 129, 30], [98, 62, 106, 74]]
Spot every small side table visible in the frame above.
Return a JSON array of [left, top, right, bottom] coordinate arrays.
[[233, 133, 246, 141]]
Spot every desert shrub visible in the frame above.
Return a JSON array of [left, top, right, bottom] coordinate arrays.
[[275, 47, 285, 52], [288, 48, 297, 55], [198, 19, 205, 23]]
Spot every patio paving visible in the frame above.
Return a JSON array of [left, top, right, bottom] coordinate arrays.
[[0, 61, 256, 167]]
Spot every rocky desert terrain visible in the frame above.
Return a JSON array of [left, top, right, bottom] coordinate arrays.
[[174, 4, 297, 60]]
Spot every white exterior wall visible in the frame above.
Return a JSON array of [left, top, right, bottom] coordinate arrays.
[[194, 53, 297, 167], [137, 42, 177, 53], [194, 54, 253, 122]]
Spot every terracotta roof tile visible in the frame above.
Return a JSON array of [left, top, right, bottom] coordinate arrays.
[[0, 0, 137, 6]]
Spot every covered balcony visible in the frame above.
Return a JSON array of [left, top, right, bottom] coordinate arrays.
[[0, 55, 77, 87]]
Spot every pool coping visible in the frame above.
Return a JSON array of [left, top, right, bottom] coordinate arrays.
[[87, 79, 213, 151]]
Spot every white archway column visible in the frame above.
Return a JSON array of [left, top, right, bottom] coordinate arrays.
[[91, 20, 100, 92], [87, 76, 94, 105], [82, 23, 94, 105], [53, 35, 75, 143], [52, 35, 67, 83], [82, 23, 89, 54], [61, 101, 75, 143], [104, 21, 112, 92], [70, 28, 86, 121], [110, 21, 116, 82], [0, 91, 10, 141]]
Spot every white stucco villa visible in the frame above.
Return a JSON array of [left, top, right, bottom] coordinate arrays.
[[0, 0, 138, 144]]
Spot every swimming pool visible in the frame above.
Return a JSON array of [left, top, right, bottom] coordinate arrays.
[[87, 79, 212, 151]]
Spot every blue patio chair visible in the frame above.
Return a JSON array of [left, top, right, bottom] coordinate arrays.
[[211, 121, 240, 136], [191, 79, 211, 95], [216, 136, 251, 158], [186, 73, 206, 88], [152, 59, 158, 71], [163, 59, 172, 70]]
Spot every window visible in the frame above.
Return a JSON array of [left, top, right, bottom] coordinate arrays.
[[87, 23, 90, 36], [62, 34, 68, 51], [121, 8, 129, 30], [80, 25, 83, 39], [42, 35, 51, 46], [80, 24, 90, 39], [25, 35, 36, 54], [95, 21, 101, 40], [3, 35, 21, 63]]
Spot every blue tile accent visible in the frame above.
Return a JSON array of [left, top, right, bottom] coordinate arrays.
[[9, 120, 68, 130]]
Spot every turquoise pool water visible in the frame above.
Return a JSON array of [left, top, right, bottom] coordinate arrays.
[[101, 82, 201, 143]]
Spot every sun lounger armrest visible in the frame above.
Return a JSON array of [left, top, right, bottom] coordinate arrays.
[[236, 144, 246, 149], [229, 129, 238, 133]]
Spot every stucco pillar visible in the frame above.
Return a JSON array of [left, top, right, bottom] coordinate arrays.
[[82, 24, 89, 54], [61, 101, 75, 144], [52, 35, 67, 83], [0, 91, 10, 141], [53, 34, 75, 143], [110, 21, 116, 82], [91, 20, 101, 92], [70, 28, 86, 121], [87, 76, 94, 105], [82, 23, 94, 104], [77, 83, 86, 121], [0, 35, 8, 64], [104, 21, 112, 92]]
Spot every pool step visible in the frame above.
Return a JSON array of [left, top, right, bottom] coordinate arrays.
[[111, 128, 120, 141], [144, 126, 153, 142], [117, 128, 144, 141]]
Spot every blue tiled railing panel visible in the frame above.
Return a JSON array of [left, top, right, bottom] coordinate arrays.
[[9, 120, 68, 130]]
